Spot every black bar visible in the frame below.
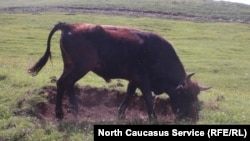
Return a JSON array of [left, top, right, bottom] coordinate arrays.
[[94, 125, 250, 140]]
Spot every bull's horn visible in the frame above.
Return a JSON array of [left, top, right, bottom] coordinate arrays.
[[186, 72, 196, 80], [199, 85, 212, 91]]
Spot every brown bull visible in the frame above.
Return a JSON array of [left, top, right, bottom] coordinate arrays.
[[29, 22, 211, 122]]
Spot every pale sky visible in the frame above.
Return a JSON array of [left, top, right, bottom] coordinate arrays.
[[215, 0, 250, 5]]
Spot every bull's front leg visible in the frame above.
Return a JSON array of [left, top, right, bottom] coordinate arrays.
[[118, 81, 137, 119], [137, 78, 157, 123], [142, 90, 157, 123]]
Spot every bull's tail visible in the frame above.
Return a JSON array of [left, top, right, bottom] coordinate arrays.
[[28, 22, 68, 76]]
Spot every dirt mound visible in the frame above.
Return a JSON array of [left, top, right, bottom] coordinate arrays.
[[17, 85, 179, 124], [38, 85, 176, 124]]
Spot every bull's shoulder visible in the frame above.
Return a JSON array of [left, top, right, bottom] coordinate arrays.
[[101, 25, 151, 43]]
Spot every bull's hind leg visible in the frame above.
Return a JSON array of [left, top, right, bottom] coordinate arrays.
[[56, 76, 66, 119], [67, 82, 79, 117], [56, 69, 88, 119], [118, 81, 137, 119]]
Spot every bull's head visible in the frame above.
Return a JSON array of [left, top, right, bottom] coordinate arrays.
[[170, 73, 211, 122]]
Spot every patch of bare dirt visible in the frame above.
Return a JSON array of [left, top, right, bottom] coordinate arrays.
[[15, 86, 184, 124], [18, 85, 178, 124], [16, 78, 206, 124]]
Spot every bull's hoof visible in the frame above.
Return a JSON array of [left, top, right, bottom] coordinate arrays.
[[148, 114, 158, 124], [55, 111, 64, 120], [118, 106, 126, 120], [118, 113, 126, 120], [71, 108, 78, 118], [149, 118, 158, 124]]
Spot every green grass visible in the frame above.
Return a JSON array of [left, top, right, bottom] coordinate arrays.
[[0, 0, 250, 22], [0, 1, 250, 140]]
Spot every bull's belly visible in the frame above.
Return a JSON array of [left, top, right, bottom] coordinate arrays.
[[92, 66, 130, 82], [151, 78, 173, 95]]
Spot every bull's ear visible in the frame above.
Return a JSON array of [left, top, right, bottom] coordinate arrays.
[[176, 84, 184, 90], [186, 72, 195, 80], [176, 82, 185, 90], [199, 85, 212, 91]]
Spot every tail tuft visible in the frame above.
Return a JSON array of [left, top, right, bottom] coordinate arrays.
[[28, 50, 51, 76], [28, 22, 67, 76]]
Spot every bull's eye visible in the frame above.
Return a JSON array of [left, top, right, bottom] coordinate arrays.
[[174, 89, 181, 95]]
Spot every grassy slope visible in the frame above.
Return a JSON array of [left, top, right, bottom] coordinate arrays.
[[0, 0, 250, 22], [0, 0, 250, 140]]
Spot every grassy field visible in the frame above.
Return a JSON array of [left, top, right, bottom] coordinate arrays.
[[1, 0, 250, 22], [0, 0, 250, 140]]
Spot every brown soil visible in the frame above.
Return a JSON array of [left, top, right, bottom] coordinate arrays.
[[31, 85, 177, 124]]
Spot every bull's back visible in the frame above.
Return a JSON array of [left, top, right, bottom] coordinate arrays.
[[92, 26, 182, 81], [59, 23, 184, 82]]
